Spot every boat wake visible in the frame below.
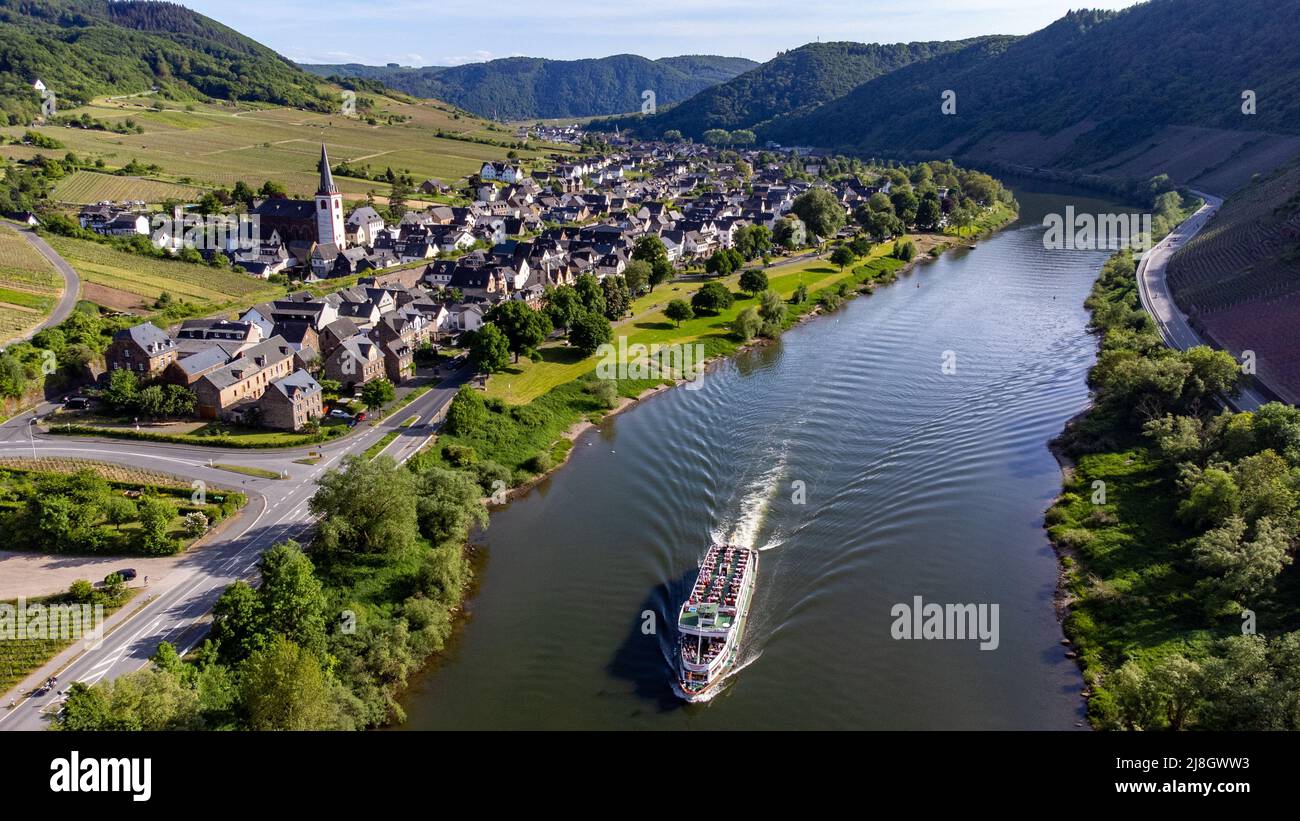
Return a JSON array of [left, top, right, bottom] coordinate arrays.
[[668, 648, 764, 704], [713, 446, 788, 551]]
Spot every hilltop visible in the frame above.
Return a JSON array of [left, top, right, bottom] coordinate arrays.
[[595, 40, 981, 140], [300, 54, 758, 121], [758, 0, 1300, 194], [0, 0, 338, 124]]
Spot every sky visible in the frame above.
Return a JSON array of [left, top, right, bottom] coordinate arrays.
[[184, 0, 1145, 67]]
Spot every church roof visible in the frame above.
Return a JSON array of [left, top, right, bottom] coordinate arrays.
[[318, 144, 339, 196]]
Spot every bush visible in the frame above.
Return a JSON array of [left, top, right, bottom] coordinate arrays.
[[524, 452, 554, 474], [441, 443, 478, 467], [590, 379, 619, 409]]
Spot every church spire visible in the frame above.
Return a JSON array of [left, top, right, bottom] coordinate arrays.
[[317, 144, 338, 195]]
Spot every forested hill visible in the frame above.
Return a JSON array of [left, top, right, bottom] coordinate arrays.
[[300, 54, 759, 120], [0, 0, 337, 125], [593, 40, 986, 140], [758, 0, 1300, 193]]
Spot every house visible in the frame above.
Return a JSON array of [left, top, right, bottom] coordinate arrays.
[[193, 336, 297, 420], [318, 318, 360, 360], [163, 347, 231, 387], [259, 370, 324, 431], [323, 334, 384, 390], [345, 206, 386, 247], [380, 338, 415, 383], [105, 323, 178, 377]]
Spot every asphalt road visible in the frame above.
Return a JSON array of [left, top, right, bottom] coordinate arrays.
[[1, 225, 81, 348], [1135, 190, 1269, 412], [0, 367, 469, 730]]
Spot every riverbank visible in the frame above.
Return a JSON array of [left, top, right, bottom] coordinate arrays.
[[1042, 191, 1300, 730]]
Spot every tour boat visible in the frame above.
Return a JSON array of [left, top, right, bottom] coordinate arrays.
[[675, 543, 759, 702]]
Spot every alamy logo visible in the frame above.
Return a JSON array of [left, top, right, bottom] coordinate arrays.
[[890, 595, 1000, 650], [595, 337, 706, 390], [50, 751, 152, 802], [0, 598, 104, 649], [641, 89, 656, 116], [1042, 207, 1152, 252]]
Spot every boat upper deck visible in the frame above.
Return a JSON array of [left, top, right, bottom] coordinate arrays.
[[678, 544, 752, 631]]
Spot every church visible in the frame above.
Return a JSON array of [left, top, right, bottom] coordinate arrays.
[[250, 145, 347, 251]]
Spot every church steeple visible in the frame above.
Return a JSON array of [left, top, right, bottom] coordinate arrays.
[[317, 144, 338, 195], [314, 143, 345, 249]]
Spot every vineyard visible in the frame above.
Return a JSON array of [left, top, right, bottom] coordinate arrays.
[[1196, 292, 1300, 405], [0, 96, 568, 199], [52, 171, 202, 206], [1168, 161, 1300, 314], [0, 223, 62, 344], [45, 235, 282, 310]]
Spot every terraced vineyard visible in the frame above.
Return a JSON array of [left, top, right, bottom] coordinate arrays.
[[1169, 160, 1300, 403], [45, 235, 281, 311], [53, 171, 202, 206], [0, 224, 62, 343], [1, 96, 568, 201], [1168, 162, 1300, 313]]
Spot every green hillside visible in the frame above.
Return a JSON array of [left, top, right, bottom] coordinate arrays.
[[300, 54, 758, 120], [594, 40, 984, 140], [760, 1, 1300, 164], [0, 0, 337, 125]]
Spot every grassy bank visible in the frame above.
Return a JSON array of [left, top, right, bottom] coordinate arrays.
[[1047, 192, 1300, 730]]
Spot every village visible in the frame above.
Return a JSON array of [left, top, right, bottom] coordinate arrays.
[[68, 133, 969, 433]]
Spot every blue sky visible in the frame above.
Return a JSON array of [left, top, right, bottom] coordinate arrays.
[[186, 0, 1144, 66]]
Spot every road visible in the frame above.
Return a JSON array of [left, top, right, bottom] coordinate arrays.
[[1135, 190, 1270, 412], [0, 367, 469, 730], [1, 225, 81, 347]]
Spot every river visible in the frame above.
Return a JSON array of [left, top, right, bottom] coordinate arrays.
[[399, 184, 1134, 729]]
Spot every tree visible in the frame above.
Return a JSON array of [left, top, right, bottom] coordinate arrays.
[[544, 284, 581, 332], [468, 323, 510, 373], [774, 215, 806, 249], [915, 195, 943, 231], [734, 307, 761, 341], [574, 273, 606, 318], [705, 248, 736, 277], [830, 245, 856, 270], [444, 385, 487, 437], [569, 309, 613, 356], [240, 635, 344, 731], [892, 239, 917, 261], [631, 234, 669, 270], [733, 224, 773, 260], [485, 301, 552, 361], [623, 259, 650, 295], [790, 189, 845, 241], [257, 541, 328, 659], [600, 275, 631, 320], [1193, 516, 1293, 604], [702, 129, 731, 146], [360, 378, 396, 413], [738, 269, 768, 297], [311, 455, 419, 557], [692, 281, 735, 314], [662, 130, 683, 142], [102, 495, 137, 530], [137, 495, 177, 554], [664, 299, 694, 328], [414, 464, 489, 546], [890, 188, 919, 226], [103, 367, 140, 411], [758, 290, 787, 326]]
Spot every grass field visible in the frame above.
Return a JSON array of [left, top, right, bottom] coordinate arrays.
[[52, 170, 203, 205], [0, 223, 62, 343], [3, 97, 572, 201], [485, 243, 903, 404], [44, 234, 282, 311]]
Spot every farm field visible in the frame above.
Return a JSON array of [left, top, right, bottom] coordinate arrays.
[[2, 96, 571, 201], [44, 234, 282, 312], [0, 223, 62, 343], [52, 170, 203, 205]]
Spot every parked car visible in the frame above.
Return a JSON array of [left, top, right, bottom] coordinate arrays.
[[354, 411, 367, 422], [111, 568, 137, 582], [62, 396, 92, 411], [328, 408, 353, 420]]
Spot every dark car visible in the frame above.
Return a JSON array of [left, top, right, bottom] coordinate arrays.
[[112, 568, 138, 582]]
